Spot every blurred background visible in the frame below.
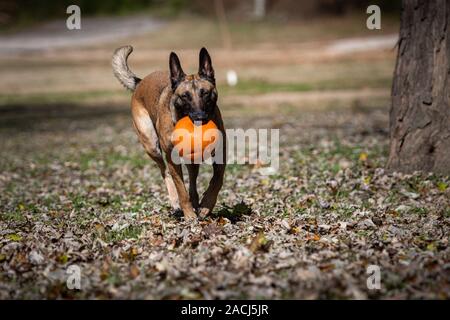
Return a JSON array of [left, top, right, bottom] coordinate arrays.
[[0, 0, 400, 110]]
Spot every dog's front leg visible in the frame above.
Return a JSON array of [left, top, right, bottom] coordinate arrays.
[[186, 164, 200, 209], [199, 120, 226, 218], [166, 156, 197, 220], [199, 162, 225, 218]]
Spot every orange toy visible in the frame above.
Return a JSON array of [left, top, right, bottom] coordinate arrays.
[[171, 116, 220, 163]]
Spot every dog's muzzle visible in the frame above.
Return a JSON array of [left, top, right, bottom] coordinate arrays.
[[189, 111, 208, 124]]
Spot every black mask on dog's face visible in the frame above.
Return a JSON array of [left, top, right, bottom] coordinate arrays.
[[169, 48, 217, 124]]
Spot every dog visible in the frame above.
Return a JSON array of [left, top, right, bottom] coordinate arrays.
[[112, 46, 226, 220]]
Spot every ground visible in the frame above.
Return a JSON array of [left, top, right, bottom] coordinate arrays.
[[0, 14, 449, 299]]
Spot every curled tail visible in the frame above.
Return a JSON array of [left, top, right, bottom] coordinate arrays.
[[112, 45, 141, 91]]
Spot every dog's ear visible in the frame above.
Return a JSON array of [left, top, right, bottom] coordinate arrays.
[[198, 47, 215, 85], [169, 52, 185, 90]]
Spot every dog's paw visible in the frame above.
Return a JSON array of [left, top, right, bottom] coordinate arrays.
[[198, 207, 211, 219], [184, 210, 197, 220], [171, 208, 197, 220]]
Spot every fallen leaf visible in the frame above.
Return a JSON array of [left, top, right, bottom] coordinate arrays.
[[437, 182, 448, 192], [289, 226, 300, 234], [130, 265, 140, 279], [248, 231, 271, 253], [6, 234, 22, 242], [58, 254, 68, 264], [359, 152, 368, 162]]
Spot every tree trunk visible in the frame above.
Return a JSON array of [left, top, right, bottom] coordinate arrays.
[[387, 0, 450, 174]]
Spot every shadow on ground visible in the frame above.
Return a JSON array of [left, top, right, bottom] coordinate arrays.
[[213, 201, 253, 223], [0, 103, 129, 133], [170, 202, 253, 223]]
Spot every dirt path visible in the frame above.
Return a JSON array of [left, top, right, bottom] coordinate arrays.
[[0, 15, 164, 54], [325, 34, 397, 55], [0, 13, 396, 57]]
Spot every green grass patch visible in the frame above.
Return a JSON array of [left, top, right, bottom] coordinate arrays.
[[411, 207, 427, 216], [1, 211, 26, 223], [78, 150, 147, 171], [0, 75, 392, 107], [221, 77, 392, 96], [221, 81, 313, 95], [104, 225, 143, 243]]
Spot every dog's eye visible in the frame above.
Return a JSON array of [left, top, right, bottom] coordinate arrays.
[[199, 89, 209, 97], [181, 92, 191, 100], [175, 97, 183, 107]]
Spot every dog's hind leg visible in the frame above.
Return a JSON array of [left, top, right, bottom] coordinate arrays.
[[131, 99, 180, 210]]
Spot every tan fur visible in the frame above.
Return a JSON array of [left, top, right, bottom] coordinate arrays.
[[113, 46, 226, 220], [129, 69, 226, 220]]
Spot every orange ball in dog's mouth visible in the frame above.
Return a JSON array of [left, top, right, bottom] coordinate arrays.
[[171, 116, 220, 162]]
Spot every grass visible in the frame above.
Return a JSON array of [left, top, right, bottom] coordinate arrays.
[[0, 73, 393, 106], [126, 13, 400, 50], [78, 150, 148, 172], [104, 225, 143, 243], [1, 211, 26, 223], [221, 76, 392, 96], [411, 207, 427, 215]]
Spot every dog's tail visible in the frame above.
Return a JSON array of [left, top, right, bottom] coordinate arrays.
[[112, 45, 141, 91]]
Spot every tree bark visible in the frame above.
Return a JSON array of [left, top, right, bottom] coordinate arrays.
[[387, 0, 450, 174]]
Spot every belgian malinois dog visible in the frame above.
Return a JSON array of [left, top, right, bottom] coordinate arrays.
[[112, 46, 226, 220]]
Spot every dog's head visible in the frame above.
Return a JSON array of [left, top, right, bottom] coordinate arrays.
[[169, 48, 218, 124]]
